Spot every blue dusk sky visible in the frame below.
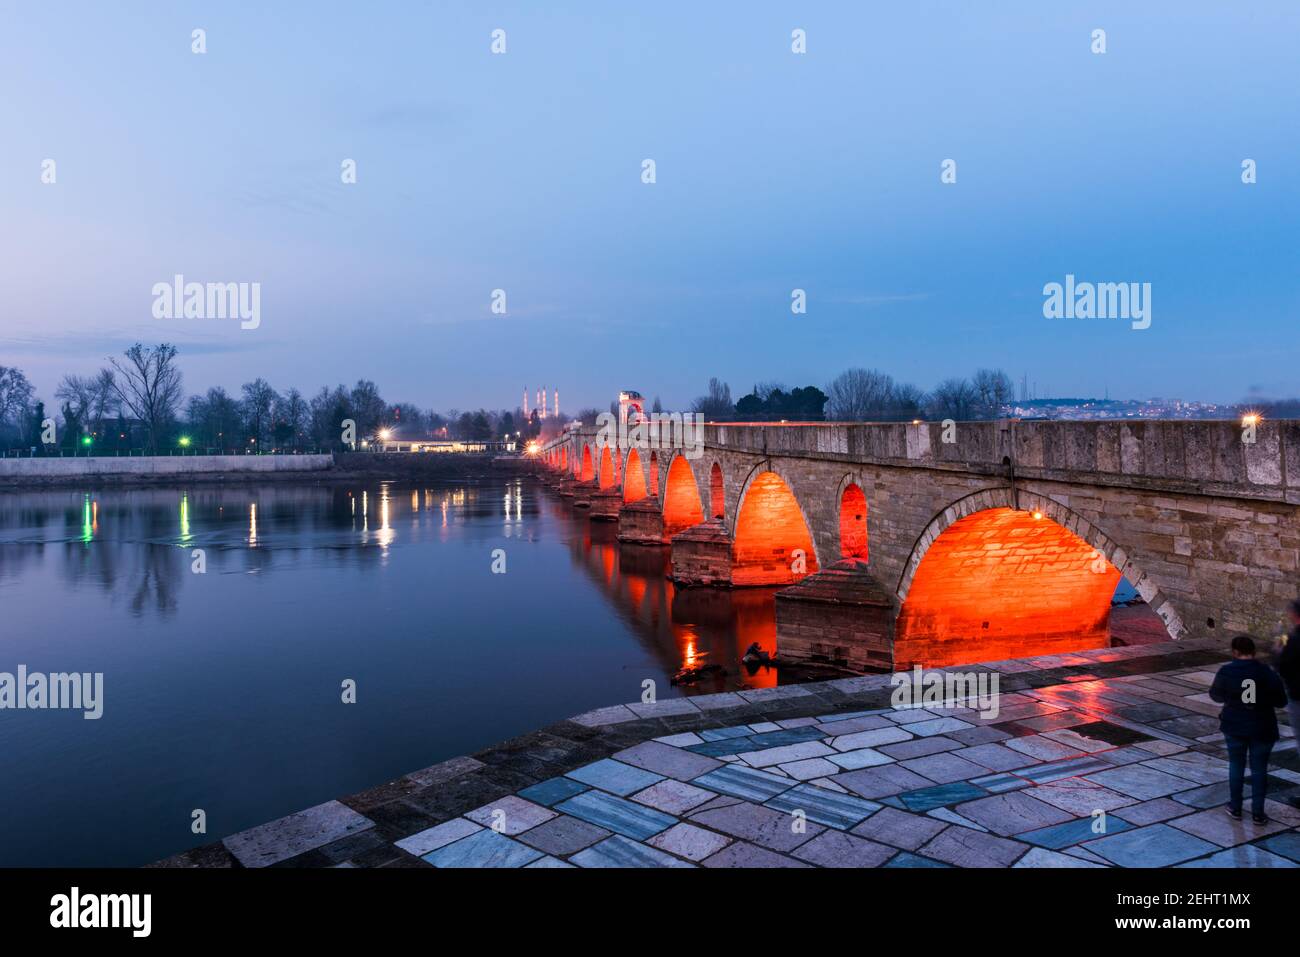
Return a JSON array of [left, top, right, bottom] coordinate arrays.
[[1, 1, 1296, 411]]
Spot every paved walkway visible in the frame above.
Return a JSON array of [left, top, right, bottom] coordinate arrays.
[[156, 638, 1300, 868]]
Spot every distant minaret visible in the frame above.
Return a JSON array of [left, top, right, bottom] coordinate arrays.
[[538, 386, 546, 419], [553, 389, 559, 419], [523, 387, 529, 416]]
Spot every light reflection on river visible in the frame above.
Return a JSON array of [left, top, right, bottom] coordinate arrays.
[[0, 477, 778, 866]]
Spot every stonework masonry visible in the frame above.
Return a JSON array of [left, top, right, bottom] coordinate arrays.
[[541, 420, 1300, 656]]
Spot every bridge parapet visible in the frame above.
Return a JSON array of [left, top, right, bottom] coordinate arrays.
[[541, 420, 1297, 504]]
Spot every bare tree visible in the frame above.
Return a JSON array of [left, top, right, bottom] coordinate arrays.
[[55, 373, 117, 436], [825, 368, 895, 421], [0, 366, 36, 448], [0, 366, 35, 425], [240, 378, 279, 447], [892, 382, 927, 418], [55, 375, 92, 423], [972, 368, 1014, 418], [108, 343, 183, 453], [926, 377, 979, 421], [274, 387, 309, 448], [349, 380, 386, 436], [692, 378, 733, 420]]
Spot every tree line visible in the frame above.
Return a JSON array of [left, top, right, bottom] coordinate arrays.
[[0, 343, 542, 454], [681, 368, 1017, 422]]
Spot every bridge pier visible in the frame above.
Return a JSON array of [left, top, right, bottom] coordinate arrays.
[[571, 479, 598, 508], [617, 498, 666, 545], [590, 487, 622, 521], [775, 559, 896, 672], [670, 519, 732, 587]]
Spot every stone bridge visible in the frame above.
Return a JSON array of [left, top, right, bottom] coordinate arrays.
[[537, 419, 1300, 672]]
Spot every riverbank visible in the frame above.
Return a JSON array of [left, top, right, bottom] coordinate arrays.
[[152, 635, 1300, 870], [0, 451, 533, 489]]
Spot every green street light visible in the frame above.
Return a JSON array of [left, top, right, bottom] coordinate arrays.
[[80, 435, 92, 447], [178, 436, 191, 447]]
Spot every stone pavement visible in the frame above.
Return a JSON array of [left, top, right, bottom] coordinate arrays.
[[155, 637, 1300, 868]]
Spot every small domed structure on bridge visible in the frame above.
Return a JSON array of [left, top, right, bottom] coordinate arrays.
[[618, 390, 646, 428]]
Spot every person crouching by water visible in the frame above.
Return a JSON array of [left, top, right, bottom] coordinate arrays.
[[1209, 635, 1288, 824]]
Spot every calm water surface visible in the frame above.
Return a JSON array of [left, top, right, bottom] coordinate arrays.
[[0, 478, 780, 866]]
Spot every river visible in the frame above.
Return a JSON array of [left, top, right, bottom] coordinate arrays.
[[0, 477, 776, 866]]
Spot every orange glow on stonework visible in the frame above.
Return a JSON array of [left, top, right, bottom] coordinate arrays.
[[598, 446, 615, 489], [709, 463, 725, 519], [895, 506, 1122, 669], [731, 471, 818, 586], [839, 483, 868, 560], [624, 449, 647, 502], [580, 445, 595, 482], [662, 456, 704, 537]]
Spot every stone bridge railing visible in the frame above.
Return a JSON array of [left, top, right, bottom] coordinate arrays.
[[545, 419, 1300, 504]]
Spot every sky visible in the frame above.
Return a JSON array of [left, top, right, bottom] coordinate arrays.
[[1, 1, 1297, 412]]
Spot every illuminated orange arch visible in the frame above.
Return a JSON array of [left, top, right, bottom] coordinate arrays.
[[624, 449, 647, 502], [561, 446, 568, 471], [895, 489, 1183, 667], [662, 455, 704, 537], [731, 469, 819, 586], [598, 446, 616, 489], [648, 452, 660, 498], [580, 445, 594, 482]]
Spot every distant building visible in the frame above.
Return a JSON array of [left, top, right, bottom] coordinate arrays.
[[371, 428, 515, 453], [619, 390, 646, 428]]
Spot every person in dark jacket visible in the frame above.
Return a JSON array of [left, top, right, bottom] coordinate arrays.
[[1278, 601, 1300, 743], [1209, 635, 1288, 823]]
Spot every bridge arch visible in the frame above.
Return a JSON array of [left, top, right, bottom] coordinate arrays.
[[580, 444, 595, 482], [624, 448, 647, 502], [731, 465, 820, 586], [598, 446, 616, 490], [560, 446, 567, 471], [838, 477, 868, 561], [895, 488, 1184, 665], [648, 451, 660, 498], [708, 462, 725, 520], [662, 454, 704, 538]]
